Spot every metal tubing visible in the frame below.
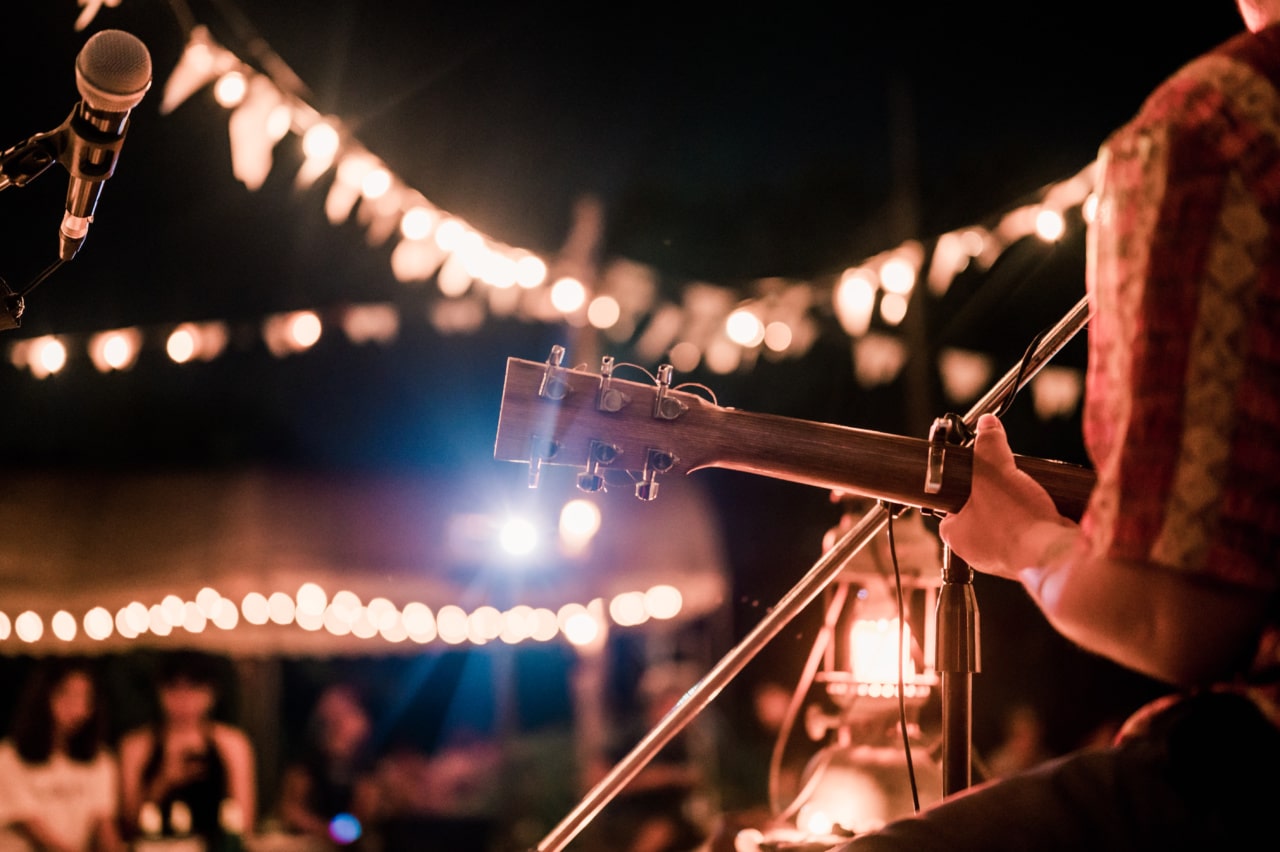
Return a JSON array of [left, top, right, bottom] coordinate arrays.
[[533, 507, 893, 852]]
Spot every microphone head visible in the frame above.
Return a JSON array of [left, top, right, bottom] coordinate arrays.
[[75, 29, 152, 112]]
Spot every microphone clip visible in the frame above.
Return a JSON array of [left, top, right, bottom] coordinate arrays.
[[1, 276, 24, 331]]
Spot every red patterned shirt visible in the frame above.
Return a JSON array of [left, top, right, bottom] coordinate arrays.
[[1083, 25, 1280, 602]]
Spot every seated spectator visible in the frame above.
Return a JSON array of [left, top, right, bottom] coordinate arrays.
[[0, 657, 120, 852], [118, 651, 255, 846], [277, 683, 379, 846]]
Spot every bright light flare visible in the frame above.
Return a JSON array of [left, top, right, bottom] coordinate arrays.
[[213, 70, 247, 107], [400, 206, 439, 241], [851, 618, 916, 686], [1034, 208, 1066, 241], [644, 585, 682, 620], [302, 121, 340, 163], [549, 277, 587, 314], [879, 256, 917, 295], [764, 321, 793, 352], [27, 336, 68, 378], [51, 610, 77, 641], [89, 328, 142, 372], [559, 499, 601, 554], [587, 295, 621, 329], [515, 255, 547, 288], [15, 611, 42, 643], [498, 517, 539, 556], [879, 293, 909, 326], [84, 607, 113, 641], [835, 269, 877, 337], [725, 308, 765, 347]]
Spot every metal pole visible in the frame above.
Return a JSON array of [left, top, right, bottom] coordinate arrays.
[[533, 507, 893, 852], [936, 293, 1092, 794]]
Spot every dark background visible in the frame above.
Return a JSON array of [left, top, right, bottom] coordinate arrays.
[[0, 0, 1250, 823]]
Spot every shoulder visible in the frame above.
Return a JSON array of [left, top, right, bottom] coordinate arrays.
[[211, 723, 254, 759], [0, 739, 22, 766], [118, 727, 155, 759], [89, 749, 118, 780]]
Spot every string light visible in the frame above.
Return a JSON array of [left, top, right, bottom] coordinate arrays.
[[0, 15, 1094, 426]]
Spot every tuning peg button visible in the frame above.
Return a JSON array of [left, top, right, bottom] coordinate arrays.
[[578, 472, 606, 493]]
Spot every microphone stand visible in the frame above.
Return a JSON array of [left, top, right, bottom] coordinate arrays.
[[934, 293, 1091, 794], [0, 119, 75, 330], [530, 294, 1093, 851]]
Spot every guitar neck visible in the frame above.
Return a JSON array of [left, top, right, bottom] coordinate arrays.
[[697, 405, 1095, 520], [494, 355, 1095, 520]]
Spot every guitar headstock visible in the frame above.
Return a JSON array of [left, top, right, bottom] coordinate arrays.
[[494, 346, 721, 500]]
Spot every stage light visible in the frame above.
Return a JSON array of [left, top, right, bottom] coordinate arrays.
[[498, 516, 539, 556]]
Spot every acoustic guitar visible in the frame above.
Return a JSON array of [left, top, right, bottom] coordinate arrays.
[[494, 348, 1095, 520]]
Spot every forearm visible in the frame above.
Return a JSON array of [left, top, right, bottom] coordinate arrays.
[[1016, 523, 1267, 686]]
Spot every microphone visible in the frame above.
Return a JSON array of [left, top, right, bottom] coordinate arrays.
[[58, 29, 152, 261]]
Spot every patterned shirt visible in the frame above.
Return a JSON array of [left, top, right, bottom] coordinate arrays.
[[1083, 25, 1280, 606]]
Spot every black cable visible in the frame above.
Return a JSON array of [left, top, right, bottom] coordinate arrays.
[[886, 509, 922, 812], [18, 258, 65, 297], [993, 327, 1049, 419]]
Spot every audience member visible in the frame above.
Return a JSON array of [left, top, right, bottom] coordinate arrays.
[[277, 683, 379, 846], [0, 657, 120, 852], [118, 651, 256, 847]]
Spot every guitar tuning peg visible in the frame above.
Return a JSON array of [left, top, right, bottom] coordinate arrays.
[[652, 364, 687, 421], [539, 345, 570, 400], [527, 436, 560, 489], [634, 448, 676, 501], [597, 355, 630, 413], [577, 439, 620, 493]]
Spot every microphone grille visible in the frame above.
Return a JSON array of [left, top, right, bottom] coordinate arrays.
[[76, 29, 153, 112]]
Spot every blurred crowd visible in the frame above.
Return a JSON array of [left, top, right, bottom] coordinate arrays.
[[0, 647, 1109, 852], [0, 651, 506, 852]]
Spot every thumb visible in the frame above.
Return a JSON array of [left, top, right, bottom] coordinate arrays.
[[972, 413, 1015, 467]]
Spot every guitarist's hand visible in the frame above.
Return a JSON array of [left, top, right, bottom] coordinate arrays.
[[938, 413, 1077, 582]]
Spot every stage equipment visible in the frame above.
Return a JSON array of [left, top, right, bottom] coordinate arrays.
[[0, 28, 151, 330], [494, 295, 1092, 850]]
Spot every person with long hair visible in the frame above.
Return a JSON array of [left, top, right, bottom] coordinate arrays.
[[277, 682, 380, 845], [0, 657, 121, 852], [117, 651, 255, 847]]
